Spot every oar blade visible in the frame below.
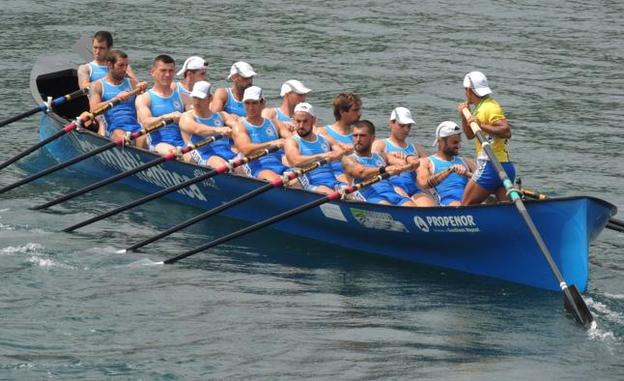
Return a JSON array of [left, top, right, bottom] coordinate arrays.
[[564, 285, 594, 329]]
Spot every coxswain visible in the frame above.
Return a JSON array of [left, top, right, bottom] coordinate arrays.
[[458, 71, 515, 205]]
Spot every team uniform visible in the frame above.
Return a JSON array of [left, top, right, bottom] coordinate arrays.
[[382, 138, 423, 197], [224, 88, 246, 117], [293, 134, 343, 191], [189, 112, 237, 165], [323, 125, 352, 177], [428, 155, 470, 206], [88, 61, 108, 82], [146, 88, 185, 150], [274, 108, 292, 122], [349, 153, 412, 206], [242, 118, 288, 177], [471, 96, 516, 190], [98, 78, 141, 135]]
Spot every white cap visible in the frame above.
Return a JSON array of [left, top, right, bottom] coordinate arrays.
[[463, 71, 492, 97], [293, 102, 315, 117], [176, 56, 207, 76], [433, 121, 462, 146], [389, 107, 415, 125], [242, 86, 264, 102], [190, 80, 212, 100], [227, 61, 256, 81], [280, 80, 311, 97]]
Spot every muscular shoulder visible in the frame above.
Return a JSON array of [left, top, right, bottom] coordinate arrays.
[[371, 138, 386, 153]]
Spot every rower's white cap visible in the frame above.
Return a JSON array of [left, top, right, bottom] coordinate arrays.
[[176, 56, 207, 76], [433, 121, 462, 146], [280, 80, 311, 97], [390, 107, 415, 125], [463, 71, 492, 97], [293, 102, 315, 117], [190, 80, 212, 100], [242, 86, 264, 102], [227, 61, 256, 81]]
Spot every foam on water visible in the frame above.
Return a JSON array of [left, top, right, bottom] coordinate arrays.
[[126, 258, 164, 268], [27, 255, 74, 269], [587, 297, 624, 325], [1, 242, 44, 255]]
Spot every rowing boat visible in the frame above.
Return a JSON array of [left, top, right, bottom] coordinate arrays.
[[27, 53, 616, 292]]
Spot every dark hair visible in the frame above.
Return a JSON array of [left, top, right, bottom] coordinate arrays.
[[331, 92, 362, 121], [352, 119, 375, 135], [93, 31, 113, 48], [105, 49, 127, 65], [153, 54, 175, 66]]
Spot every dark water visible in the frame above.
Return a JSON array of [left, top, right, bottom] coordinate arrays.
[[1, 0, 624, 379]]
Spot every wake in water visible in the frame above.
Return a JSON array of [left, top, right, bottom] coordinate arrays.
[[586, 296, 623, 342], [126, 258, 164, 268]]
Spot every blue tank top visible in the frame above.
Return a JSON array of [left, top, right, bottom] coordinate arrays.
[[89, 62, 108, 82], [274, 107, 292, 122], [100, 78, 140, 133], [383, 138, 419, 195], [243, 118, 283, 167], [350, 152, 395, 198], [176, 82, 192, 98], [147, 88, 185, 147], [293, 134, 337, 185], [191, 113, 236, 160], [324, 125, 352, 175], [224, 88, 245, 117], [428, 155, 469, 205]]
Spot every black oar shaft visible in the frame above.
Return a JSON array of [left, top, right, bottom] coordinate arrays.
[[0, 126, 75, 172], [462, 108, 593, 328], [0, 140, 118, 194], [0, 88, 88, 128], [163, 172, 391, 265], [126, 160, 329, 252], [63, 147, 278, 232], [164, 195, 335, 264]]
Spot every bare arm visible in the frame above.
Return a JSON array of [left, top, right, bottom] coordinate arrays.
[[274, 119, 293, 138], [284, 138, 343, 168], [135, 92, 182, 127], [457, 102, 475, 140], [232, 122, 284, 155], [210, 88, 227, 112], [479, 118, 511, 139], [220, 111, 239, 127], [179, 111, 231, 137], [341, 155, 380, 180], [261, 107, 276, 119], [77, 63, 91, 90]]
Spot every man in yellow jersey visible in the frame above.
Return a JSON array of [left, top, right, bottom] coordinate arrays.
[[457, 71, 515, 205]]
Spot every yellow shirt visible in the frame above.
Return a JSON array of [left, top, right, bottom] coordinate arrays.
[[472, 96, 511, 162]]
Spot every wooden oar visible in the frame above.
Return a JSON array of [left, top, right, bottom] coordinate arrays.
[[32, 134, 225, 210], [0, 88, 88, 128], [125, 159, 330, 252], [521, 188, 623, 233], [62, 146, 280, 232], [461, 107, 594, 329], [0, 86, 144, 172], [162, 172, 393, 265], [0, 115, 167, 195]]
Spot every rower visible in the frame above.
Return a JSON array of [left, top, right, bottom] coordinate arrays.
[[458, 71, 516, 205], [174, 56, 208, 109], [284, 102, 346, 194], [88, 50, 148, 145], [77, 31, 137, 90], [231, 86, 293, 182], [372, 107, 436, 207], [341, 120, 419, 206], [135, 54, 185, 155], [211, 61, 256, 117], [262, 80, 311, 123], [316, 92, 362, 182], [417, 121, 477, 206], [179, 81, 238, 168]]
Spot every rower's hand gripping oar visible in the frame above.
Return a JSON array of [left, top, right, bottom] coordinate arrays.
[[0, 86, 144, 173], [125, 159, 331, 252], [32, 134, 226, 210], [162, 171, 396, 265], [0, 88, 88, 129], [0, 109, 163, 195], [521, 188, 624, 234], [460, 107, 594, 329], [62, 146, 281, 232]]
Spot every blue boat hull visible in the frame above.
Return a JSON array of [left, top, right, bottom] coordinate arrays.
[[36, 113, 616, 292]]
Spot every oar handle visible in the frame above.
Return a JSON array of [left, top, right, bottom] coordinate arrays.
[[82, 86, 146, 125], [180, 134, 225, 155], [53, 87, 90, 107]]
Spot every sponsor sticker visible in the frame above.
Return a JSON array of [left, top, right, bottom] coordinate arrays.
[[413, 214, 480, 233], [350, 208, 408, 233], [319, 203, 347, 222]]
